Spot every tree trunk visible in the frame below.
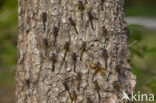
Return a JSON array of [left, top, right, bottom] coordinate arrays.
[[16, 0, 136, 103]]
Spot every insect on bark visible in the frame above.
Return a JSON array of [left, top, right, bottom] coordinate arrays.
[[51, 53, 57, 72], [63, 42, 70, 61], [93, 80, 101, 103], [77, 1, 85, 20], [76, 72, 82, 91], [72, 52, 77, 72], [101, 0, 105, 10], [102, 26, 108, 39], [70, 91, 77, 103], [62, 80, 75, 102], [59, 42, 70, 73], [102, 48, 108, 69], [41, 12, 47, 31], [113, 81, 120, 91], [80, 42, 87, 61], [43, 38, 49, 56], [87, 10, 94, 30], [87, 97, 93, 103], [68, 17, 79, 35], [25, 79, 30, 89], [89, 62, 106, 80], [53, 26, 59, 46]]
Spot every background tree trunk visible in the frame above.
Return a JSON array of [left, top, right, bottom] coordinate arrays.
[[16, 0, 136, 102]]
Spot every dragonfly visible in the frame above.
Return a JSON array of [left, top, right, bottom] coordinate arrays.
[[76, 72, 81, 91], [89, 62, 106, 75], [58, 42, 70, 74], [72, 52, 77, 72], [87, 97, 93, 103], [80, 42, 87, 61], [89, 62, 106, 79], [77, 1, 85, 20], [93, 80, 101, 103]]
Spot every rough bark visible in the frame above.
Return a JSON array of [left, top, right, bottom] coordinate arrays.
[[16, 0, 136, 103]]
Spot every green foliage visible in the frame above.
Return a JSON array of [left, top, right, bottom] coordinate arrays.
[[0, 0, 17, 9], [128, 25, 143, 42], [128, 24, 156, 96], [0, 0, 5, 9], [0, 69, 16, 87], [148, 79, 156, 95], [0, 2, 17, 101], [0, 0, 17, 68], [125, 0, 156, 18]]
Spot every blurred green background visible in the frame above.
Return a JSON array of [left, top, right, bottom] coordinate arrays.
[[0, 0, 155, 102]]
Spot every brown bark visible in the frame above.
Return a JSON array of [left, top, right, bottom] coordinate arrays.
[[16, 0, 136, 103]]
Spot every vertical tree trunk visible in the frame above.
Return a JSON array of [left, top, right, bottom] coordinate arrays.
[[16, 0, 136, 103]]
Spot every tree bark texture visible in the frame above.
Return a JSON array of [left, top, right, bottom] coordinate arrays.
[[16, 0, 136, 103]]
